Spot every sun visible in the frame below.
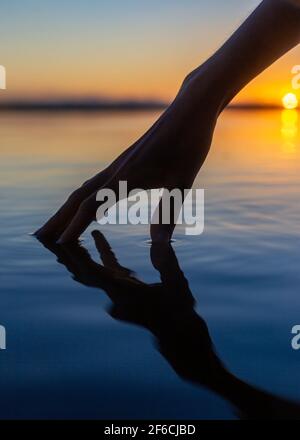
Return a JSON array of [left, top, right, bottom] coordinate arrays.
[[282, 93, 298, 110]]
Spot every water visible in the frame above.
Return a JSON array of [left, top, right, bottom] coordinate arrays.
[[1, 109, 300, 419]]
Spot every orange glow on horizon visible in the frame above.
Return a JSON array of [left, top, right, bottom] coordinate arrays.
[[1, 35, 298, 106]]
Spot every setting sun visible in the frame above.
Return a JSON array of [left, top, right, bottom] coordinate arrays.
[[282, 92, 298, 110]]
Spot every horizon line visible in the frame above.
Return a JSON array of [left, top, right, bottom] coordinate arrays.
[[0, 99, 291, 112]]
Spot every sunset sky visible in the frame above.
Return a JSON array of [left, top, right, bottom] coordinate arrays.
[[1, 0, 299, 105]]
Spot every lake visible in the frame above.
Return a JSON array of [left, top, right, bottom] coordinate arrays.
[[1, 108, 300, 419]]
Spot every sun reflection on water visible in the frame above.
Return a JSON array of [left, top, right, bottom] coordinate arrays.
[[281, 109, 298, 153]]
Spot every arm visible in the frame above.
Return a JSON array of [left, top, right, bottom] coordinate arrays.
[[193, 0, 300, 110], [35, 0, 300, 244]]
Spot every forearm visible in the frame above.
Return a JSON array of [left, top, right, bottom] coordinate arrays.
[[195, 0, 300, 109]]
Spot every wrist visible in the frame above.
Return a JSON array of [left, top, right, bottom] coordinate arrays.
[[185, 58, 238, 113]]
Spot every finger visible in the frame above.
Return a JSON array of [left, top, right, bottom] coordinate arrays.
[[150, 186, 188, 243], [150, 242, 185, 282], [91, 230, 134, 277], [34, 143, 138, 241], [57, 174, 133, 244], [39, 238, 101, 280], [38, 234, 143, 293], [61, 243, 123, 288], [60, 242, 98, 271], [60, 243, 140, 289], [34, 167, 112, 241], [56, 190, 99, 244], [150, 242, 195, 307]]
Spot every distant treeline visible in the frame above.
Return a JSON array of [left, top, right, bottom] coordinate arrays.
[[0, 100, 284, 111], [0, 100, 167, 112]]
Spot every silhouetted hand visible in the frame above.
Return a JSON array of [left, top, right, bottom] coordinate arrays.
[[35, 72, 218, 243], [35, 0, 300, 244]]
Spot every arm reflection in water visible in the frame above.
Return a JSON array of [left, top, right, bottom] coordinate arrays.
[[40, 232, 300, 420]]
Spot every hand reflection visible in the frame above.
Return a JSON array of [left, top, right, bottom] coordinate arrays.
[[39, 232, 300, 420]]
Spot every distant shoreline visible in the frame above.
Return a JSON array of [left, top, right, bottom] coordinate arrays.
[[0, 100, 291, 112]]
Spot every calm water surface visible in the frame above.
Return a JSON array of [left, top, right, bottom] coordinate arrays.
[[1, 109, 300, 419]]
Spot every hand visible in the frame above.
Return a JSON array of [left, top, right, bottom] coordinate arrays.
[[34, 70, 219, 243]]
